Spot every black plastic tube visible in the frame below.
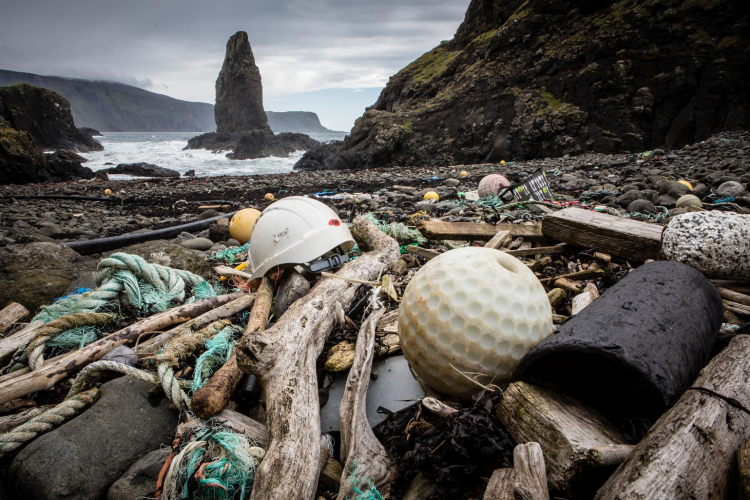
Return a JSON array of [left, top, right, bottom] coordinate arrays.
[[64, 211, 237, 255], [2, 195, 117, 202]]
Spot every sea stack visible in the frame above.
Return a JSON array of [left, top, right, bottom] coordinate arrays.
[[215, 31, 272, 135], [185, 31, 318, 160]]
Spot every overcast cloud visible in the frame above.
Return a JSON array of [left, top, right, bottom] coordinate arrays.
[[0, 0, 469, 130]]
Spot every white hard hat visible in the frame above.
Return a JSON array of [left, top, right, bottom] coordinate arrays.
[[246, 196, 355, 279]]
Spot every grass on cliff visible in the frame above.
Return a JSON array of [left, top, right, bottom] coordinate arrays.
[[403, 46, 459, 83]]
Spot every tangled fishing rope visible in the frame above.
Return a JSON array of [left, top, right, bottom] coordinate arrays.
[[159, 418, 265, 500], [35, 253, 214, 323], [0, 388, 99, 457]]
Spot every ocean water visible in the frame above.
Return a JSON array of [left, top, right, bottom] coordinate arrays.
[[79, 131, 346, 178]]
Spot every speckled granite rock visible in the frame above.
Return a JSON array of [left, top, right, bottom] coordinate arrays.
[[662, 212, 750, 280]]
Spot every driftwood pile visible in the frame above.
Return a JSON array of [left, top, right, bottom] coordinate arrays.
[[0, 201, 748, 500]]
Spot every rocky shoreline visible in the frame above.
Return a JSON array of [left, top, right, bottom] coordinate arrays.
[[1, 130, 747, 249]]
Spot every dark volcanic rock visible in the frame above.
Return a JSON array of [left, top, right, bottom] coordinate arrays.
[[9, 377, 178, 500], [215, 31, 272, 134], [78, 127, 102, 138], [0, 115, 94, 185], [0, 83, 103, 152], [295, 0, 750, 171], [102, 162, 180, 178], [186, 31, 319, 159]]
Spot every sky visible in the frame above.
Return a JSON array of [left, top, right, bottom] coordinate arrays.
[[0, 0, 471, 132]]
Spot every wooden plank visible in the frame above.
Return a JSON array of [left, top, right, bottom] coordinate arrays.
[[484, 230, 512, 250], [503, 244, 568, 257], [418, 221, 545, 242], [213, 408, 267, 444], [0, 303, 29, 335], [406, 246, 440, 260], [542, 208, 663, 262], [539, 269, 605, 284]]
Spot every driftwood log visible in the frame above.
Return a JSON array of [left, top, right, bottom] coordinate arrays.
[[213, 408, 267, 444], [134, 293, 253, 353], [739, 438, 750, 500], [191, 278, 273, 419], [275, 268, 310, 318], [497, 382, 630, 498], [0, 294, 238, 404], [514, 443, 550, 500], [542, 207, 663, 262], [236, 218, 400, 500], [484, 230, 512, 249], [484, 468, 515, 500], [337, 308, 396, 500], [0, 303, 29, 335], [596, 334, 750, 499]]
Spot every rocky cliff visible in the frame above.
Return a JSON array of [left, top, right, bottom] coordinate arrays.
[[295, 0, 750, 171], [0, 85, 96, 184], [186, 31, 318, 159], [0, 84, 102, 152], [0, 70, 216, 132]]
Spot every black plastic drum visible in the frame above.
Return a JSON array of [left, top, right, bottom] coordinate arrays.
[[513, 261, 723, 421]]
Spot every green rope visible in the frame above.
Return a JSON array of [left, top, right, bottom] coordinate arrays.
[[192, 326, 239, 391], [346, 460, 384, 500], [211, 244, 249, 265], [34, 253, 214, 322], [361, 214, 426, 245]]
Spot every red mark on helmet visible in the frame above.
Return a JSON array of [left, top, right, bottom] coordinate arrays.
[[329, 219, 341, 226]]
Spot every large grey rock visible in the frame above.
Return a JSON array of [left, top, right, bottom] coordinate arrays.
[[0, 242, 92, 313], [102, 162, 180, 178], [716, 180, 745, 198], [320, 355, 425, 433], [110, 240, 212, 279], [662, 212, 750, 281], [9, 377, 178, 500], [107, 449, 171, 500]]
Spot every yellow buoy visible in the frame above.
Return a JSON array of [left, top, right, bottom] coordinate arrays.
[[264, 193, 275, 202], [229, 208, 262, 245], [500, 160, 506, 165], [460, 171, 468, 178], [677, 180, 693, 191], [104, 189, 112, 195], [424, 191, 440, 201]]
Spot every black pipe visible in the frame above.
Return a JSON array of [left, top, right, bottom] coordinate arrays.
[[513, 261, 723, 422], [64, 211, 237, 255], [1, 195, 118, 202]]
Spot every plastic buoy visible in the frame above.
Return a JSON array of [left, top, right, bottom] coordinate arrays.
[[500, 160, 506, 165], [264, 193, 275, 202], [399, 247, 552, 399], [104, 189, 112, 195], [478, 174, 511, 198], [424, 191, 439, 201], [675, 194, 702, 209], [229, 208, 261, 245], [460, 171, 468, 178], [677, 180, 693, 191]]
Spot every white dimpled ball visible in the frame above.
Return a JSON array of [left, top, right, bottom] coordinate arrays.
[[399, 246, 552, 399]]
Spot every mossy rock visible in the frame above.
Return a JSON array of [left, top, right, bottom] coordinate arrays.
[[110, 240, 213, 279], [0, 243, 85, 313]]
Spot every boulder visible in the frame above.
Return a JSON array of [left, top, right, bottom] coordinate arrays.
[[9, 377, 178, 500], [109, 240, 212, 279], [0, 242, 93, 313], [627, 199, 655, 214], [179, 237, 214, 252], [102, 162, 180, 178], [716, 180, 745, 198], [208, 218, 231, 242], [107, 448, 171, 500], [662, 211, 750, 281]]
